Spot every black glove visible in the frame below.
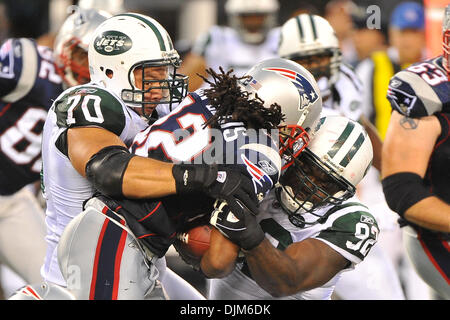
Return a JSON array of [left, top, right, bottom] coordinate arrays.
[[209, 200, 265, 251], [172, 164, 258, 216]]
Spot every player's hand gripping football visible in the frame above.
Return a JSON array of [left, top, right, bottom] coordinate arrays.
[[209, 199, 265, 251], [172, 164, 259, 216]]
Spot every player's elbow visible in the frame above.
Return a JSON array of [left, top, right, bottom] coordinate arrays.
[[85, 145, 135, 198], [201, 253, 235, 278], [265, 281, 302, 298]]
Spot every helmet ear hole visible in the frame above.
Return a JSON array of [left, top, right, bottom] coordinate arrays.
[[105, 69, 114, 79]]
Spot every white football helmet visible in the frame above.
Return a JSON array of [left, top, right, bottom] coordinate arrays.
[[54, 6, 111, 87], [443, 4, 450, 80], [88, 13, 189, 120], [239, 58, 322, 170], [225, 0, 279, 44], [276, 115, 373, 227], [78, 0, 125, 15], [278, 14, 342, 90]]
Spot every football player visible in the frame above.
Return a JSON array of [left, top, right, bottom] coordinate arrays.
[[179, 0, 280, 91], [381, 5, 450, 299], [50, 57, 322, 299], [278, 13, 382, 170], [35, 13, 267, 300], [0, 6, 110, 294], [278, 13, 408, 300], [204, 115, 379, 300]]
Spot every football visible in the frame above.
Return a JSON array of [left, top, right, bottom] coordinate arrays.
[[176, 224, 212, 258]]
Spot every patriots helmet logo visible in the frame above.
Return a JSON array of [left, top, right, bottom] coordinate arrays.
[[264, 67, 319, 111]]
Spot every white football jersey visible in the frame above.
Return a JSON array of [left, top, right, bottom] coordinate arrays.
[[192, 25, 279, 82], [208, 189, 379, 300], [40, 82, 148, 286], [319, 63, 364, 121]]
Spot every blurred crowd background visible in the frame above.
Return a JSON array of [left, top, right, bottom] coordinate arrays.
[[0, 0, 432, 60], [0, 0, 447, 300]]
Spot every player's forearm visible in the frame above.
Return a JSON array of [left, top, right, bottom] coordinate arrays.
[[244, 238, 304, 297], [201, 228, 239, 278], [404, 197, 450, 233], [121, 156, 177, 198], [201, 250, 236, 278]]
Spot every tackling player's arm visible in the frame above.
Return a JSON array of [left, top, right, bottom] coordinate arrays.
[[202, 221, 349, 296], [67, 127, 176, 198], [68, 126, 259, 217], [243, 237, 349, 297], [200, 228, 240, 278], [381, 110, 450, 232]]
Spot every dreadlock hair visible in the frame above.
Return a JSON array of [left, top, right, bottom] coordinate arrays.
[[200, 67, 285, 130]]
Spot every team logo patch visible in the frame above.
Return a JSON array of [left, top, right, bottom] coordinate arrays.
[[360, 215, 375, 225], [75, 88, 97, 95], [389, 79, 402, 88], [264, 67, 319, 111], [241, 154, 273, 190], [387, 86, 417, 116], [258, 160, 277, 176], [216, 171, 227, 183], [240, 76, 262, 91], [94, 31, 132, 56]]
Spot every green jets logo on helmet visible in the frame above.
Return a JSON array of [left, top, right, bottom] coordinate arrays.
[[94, 31, 132, 55]]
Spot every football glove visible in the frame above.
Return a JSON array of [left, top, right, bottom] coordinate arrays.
[[209, 200, 265, 251], [172, 164, 258, 216]]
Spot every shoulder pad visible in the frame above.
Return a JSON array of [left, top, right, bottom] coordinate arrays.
[[53, 85, 126, 136], [0, 38, 39, 101], [387, 59, 449, 117], [316, 202, 379, 263]]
